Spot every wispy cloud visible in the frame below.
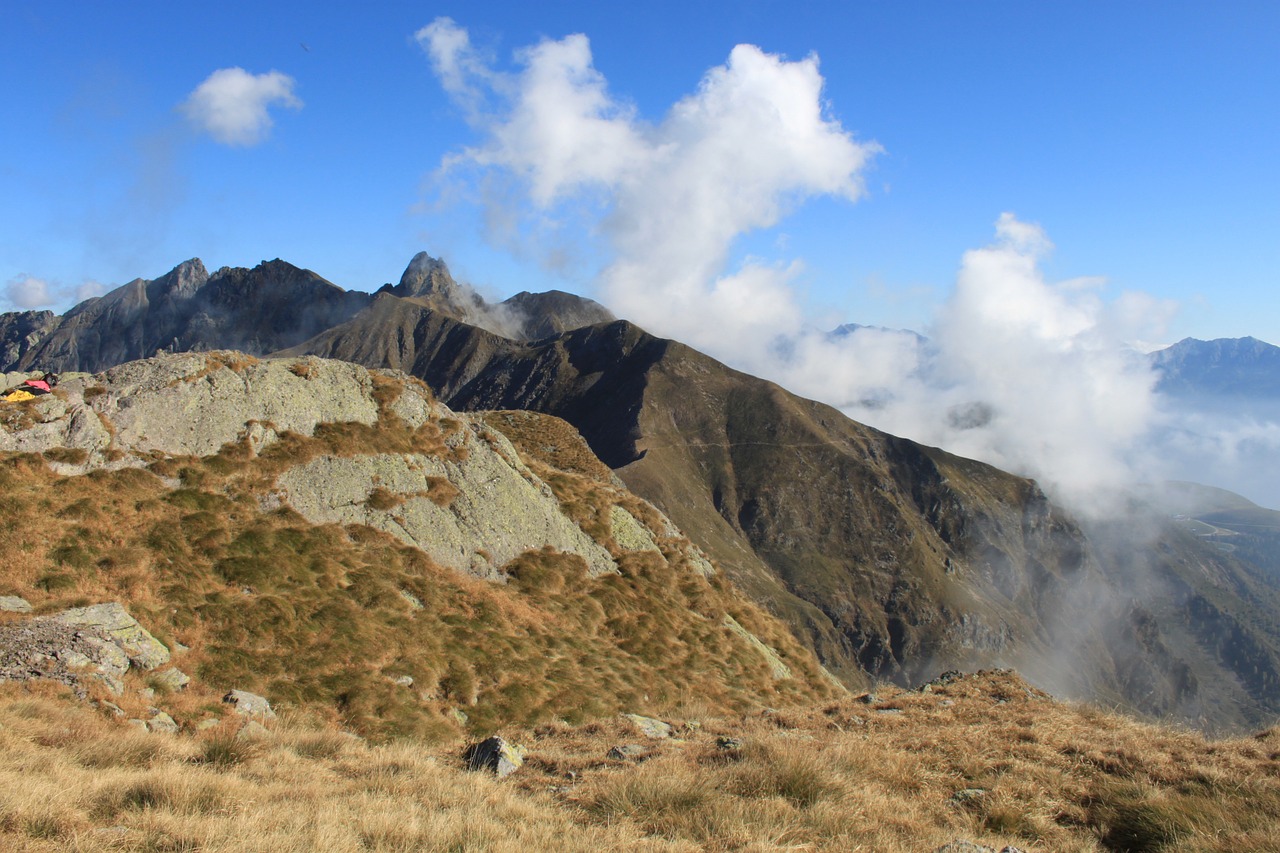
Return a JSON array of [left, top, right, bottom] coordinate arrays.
[[180, 67, 302, 146], [5, 275, 52, 310], [3, 274, 104, 312]]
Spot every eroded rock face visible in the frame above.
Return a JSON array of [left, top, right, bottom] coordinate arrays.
[[276, 437, 615, 577], [0, 603, 170, 696], [50, 603, 171, 671]]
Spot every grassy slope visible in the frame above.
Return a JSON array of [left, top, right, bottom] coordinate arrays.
[[0, 386, 833, 743], [3, 670, 1278, 852]]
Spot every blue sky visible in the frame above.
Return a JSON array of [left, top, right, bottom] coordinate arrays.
[[2, 1, 1277, 345]]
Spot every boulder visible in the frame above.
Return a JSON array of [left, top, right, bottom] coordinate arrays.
[[621, 713, 672, 739], [152, 667, 190, 692], [464, 736, 526, 778], [223, 689, 276, 720], [0, 596, 31, 613], [147, 711, 179, 734]]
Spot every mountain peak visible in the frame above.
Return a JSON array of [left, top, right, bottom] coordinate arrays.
[[146, 258, 208, 302], [394, 252, 459, 300]]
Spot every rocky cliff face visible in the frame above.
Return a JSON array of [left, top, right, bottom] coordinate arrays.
[[8, 259, 371, 374], [0, 310, 57, 369]]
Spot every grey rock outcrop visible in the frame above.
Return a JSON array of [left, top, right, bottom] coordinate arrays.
[[621, 714, 672, 739], [610, 505, 660, 553], [0, 351, 620, 580], [0, 596, 31, 613], [276, 429, 615, 578], [0, 603, 168, 696], [49, 603, 170, 671], [722, 614, 793, 680]]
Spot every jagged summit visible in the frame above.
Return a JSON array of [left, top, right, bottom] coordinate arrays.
[[0, 253, 623, 374], [391, 251, 459, 300], [145, 257, 208, 303]]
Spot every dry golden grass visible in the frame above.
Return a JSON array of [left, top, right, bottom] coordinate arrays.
[[482, 411, 615, 484], [0, 684, 679, 853], [2, 670, 1277, 852]]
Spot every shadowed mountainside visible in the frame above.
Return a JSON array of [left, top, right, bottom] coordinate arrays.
[[287, 307, 1280, 728]]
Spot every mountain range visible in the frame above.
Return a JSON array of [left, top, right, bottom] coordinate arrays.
[[4, 253, 1280, 731], [1151, 335, 1280, 399]]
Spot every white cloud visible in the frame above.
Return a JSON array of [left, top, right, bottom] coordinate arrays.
[[5, 275, 52, 310], [834, 215, 1166, 513], [419, 19, 880, 353], [181, 67, 302, 146], [420, 23, 1205, 515], [415, 18, 496, 115]]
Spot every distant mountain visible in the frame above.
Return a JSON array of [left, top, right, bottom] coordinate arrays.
[[7, 254, 1280, 728], [0, 253, 613, 375], [500, 290, 616, 340], [830, 322, 928, 344], [1150, 336, 1280, 398], [0, 309, 57, 369], [5, 258, 371, 374]]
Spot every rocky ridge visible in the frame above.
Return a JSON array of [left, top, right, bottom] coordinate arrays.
[[0, 350, 831, 737], [0, 352, 618, 579], [0, 254, 613, 375]]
